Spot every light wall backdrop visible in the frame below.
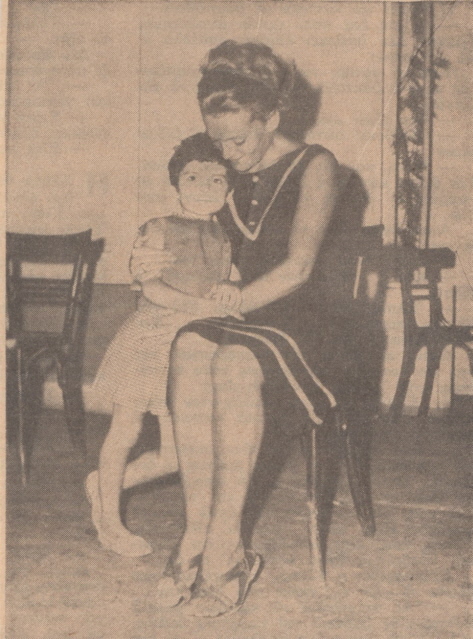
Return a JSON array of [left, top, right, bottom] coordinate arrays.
[[7, 0, 393, 282], [6, 1, 472, 408]]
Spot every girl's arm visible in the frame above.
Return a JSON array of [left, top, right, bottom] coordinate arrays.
[[240, 152, 339, 314], [142, 278, 242, 319]]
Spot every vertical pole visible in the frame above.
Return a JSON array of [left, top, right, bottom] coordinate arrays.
[[422, 2, 435, 250], [450, 285, 457, 412], [379, 2, 387, 227], [394, 2, 404, 247]]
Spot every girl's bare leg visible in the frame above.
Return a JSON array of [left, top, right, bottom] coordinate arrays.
[[87, 413, 178, 556], [95, 404, 152, 556], [122, 413, 179, 489]]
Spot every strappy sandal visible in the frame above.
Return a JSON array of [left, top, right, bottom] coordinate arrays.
[[182, 550, 262, 618], [155, 548, 202, 608]]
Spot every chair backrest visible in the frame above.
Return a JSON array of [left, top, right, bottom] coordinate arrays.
[[6, 230, 104, 352], [350, 225, 384, 300], [396, 245, 455, 330], [311, 224, 385, 413], [310, 223, 384, 327]]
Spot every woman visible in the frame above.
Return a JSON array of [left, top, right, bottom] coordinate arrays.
[[128, 41, 351, 617]]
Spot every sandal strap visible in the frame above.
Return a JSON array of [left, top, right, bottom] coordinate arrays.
[[197, 579, 237, 611], [163, 548, 202, 584], [194, 550, 261, 612], [220, 551, 252, 586]]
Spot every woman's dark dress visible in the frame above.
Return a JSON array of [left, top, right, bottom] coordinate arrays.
[[181, 144, 365, 435]]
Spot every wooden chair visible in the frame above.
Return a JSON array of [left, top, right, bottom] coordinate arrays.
[[388, 245, 473, 421], [305, 224, 384, 579], [6, 230, 104, 485]]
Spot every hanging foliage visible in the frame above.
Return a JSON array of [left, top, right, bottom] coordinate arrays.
[[395, 3, 449, 247]]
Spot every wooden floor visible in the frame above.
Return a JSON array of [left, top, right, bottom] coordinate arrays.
[[5, 409, 471, 639]]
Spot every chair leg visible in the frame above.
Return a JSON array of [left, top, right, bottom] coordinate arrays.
[[388, 341, 419, 422], [15, 351, 42, 486], [418, 344, 443, 417], [16, 348, 28, 487], [60, 364, 87, 458], [307, 429, 324, 583], [306, 410, 343, 582], [343, 415, 375, 537]]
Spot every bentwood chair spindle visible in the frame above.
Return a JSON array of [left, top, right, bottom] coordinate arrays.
[[6, 230, 103, 485], [389, 245, 473, 420]]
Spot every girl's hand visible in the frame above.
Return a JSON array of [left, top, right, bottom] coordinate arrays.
[[130, 235, 176, 282], [206, 282, 242, 312]]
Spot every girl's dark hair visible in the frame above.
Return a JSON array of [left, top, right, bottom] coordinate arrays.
[[168, 132, 234, 189], [198, 40, 294, 121]]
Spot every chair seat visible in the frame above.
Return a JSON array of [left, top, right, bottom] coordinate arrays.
[[415, 324, 473, 343]]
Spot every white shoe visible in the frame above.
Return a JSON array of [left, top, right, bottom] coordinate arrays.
[[85, 470, 152, 557], [98, 529, 153, 558]]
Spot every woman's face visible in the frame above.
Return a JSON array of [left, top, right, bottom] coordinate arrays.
[[203, 109, 275, 174]]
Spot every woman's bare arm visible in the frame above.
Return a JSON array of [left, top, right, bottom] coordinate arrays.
[[130, 217, 240, 318], [240, 151, 338, 314], [142, 278, 243, 319]]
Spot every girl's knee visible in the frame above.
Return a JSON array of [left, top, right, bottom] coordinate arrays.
[[107, 404, 142, 448]]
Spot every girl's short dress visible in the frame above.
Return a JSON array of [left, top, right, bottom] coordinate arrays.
[[93, 214, 231, 415]]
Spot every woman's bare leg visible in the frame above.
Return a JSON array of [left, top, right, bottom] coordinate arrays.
[[168, 331, 218, 563], [186, 344, 264, 615]]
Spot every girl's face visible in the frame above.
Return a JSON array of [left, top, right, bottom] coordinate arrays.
[[203, 109, 276, 174], [177, 160, 229, 218]]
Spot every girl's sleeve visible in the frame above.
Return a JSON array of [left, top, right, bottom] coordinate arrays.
[[139, 217, 166, 249], [130, 217, 167, 290]]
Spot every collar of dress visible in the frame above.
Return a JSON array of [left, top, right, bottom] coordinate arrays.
[[227, 147, 309, 242]]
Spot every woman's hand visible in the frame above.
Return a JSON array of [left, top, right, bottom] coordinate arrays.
[[196, 297, 244, 321], [130, 234, 176, 282], [206, 282, 242, 313]]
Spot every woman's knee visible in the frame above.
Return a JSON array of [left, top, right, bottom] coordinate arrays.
[[170, 331, 216, 367], [211, 345, 263, 389]]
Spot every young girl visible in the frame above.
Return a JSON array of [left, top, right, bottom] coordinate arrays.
[[86, 133, 242, 557]]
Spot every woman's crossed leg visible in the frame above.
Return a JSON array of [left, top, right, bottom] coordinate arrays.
[[165, 330, 265, 615]]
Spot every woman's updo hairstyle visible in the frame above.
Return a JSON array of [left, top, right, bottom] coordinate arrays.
[[168, 132, 235, 189], [198, 40, 294, 122]]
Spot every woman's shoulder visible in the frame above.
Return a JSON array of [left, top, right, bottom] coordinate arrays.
[[304, 143, 337, 165], [295, 145, 338, 187], [274, 143, 337, 176]]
